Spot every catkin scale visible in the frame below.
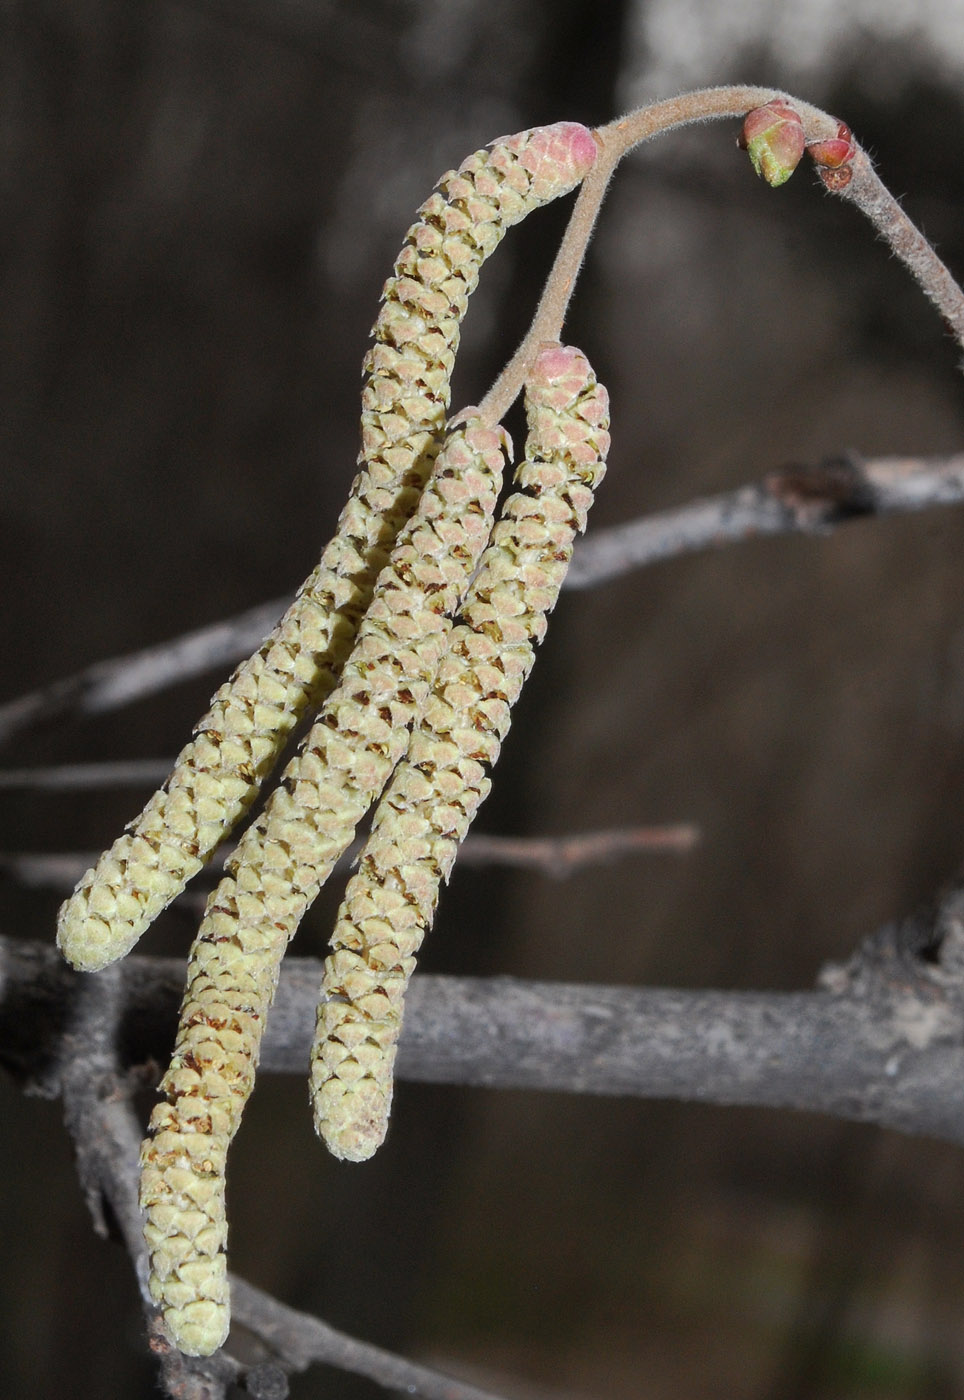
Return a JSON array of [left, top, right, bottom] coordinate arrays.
[[57, 121, 597, 977], [312, 343, 610, 1163], [139, 418, 511, 1357]]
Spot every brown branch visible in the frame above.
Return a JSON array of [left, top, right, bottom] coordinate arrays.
[[6, 893, 964, 1144], [460, 823, 698, 874], [566, 452, 964, 589]]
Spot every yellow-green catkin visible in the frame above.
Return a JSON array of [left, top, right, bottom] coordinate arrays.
[[139, 417, 510, 1357], [312, 342, 610, 1163], [56, 121, 598, 977]]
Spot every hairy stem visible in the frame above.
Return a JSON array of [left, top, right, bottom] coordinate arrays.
[[837, 147, 964, 352], [480, 84, 964, 422]]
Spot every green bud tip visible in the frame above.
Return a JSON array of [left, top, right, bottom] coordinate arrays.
[[739, 99, 806, 188]]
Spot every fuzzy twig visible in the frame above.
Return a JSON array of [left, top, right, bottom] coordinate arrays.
[[837, 147, 964, 353], [481, 85, 964, 421], [478, 87, 834, 422]]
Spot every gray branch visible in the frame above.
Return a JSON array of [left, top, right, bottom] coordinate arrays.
[[51, 949, 516, 1400], [0, 759, 175, 791], [7, 889, 964, 1145], [0, 597, 286, 749], [565, 451, 964, 588], [228, 1278, 512, 1400], [3, 454, 963, 748]]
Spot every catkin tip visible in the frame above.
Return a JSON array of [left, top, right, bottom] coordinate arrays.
[[163, 1300, 230, 1357], [56, 900, 119, 973], [312, 1077, 390, 1162], [529, 341, 591, 391], [515, 122, 598, 198]]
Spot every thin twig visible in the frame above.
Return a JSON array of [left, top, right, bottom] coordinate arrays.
[[460, 824, 698, 874], [229, 1277, 513, 1400], [0, 825, 696, 893], [478, 87, 837, 423], [476, 147, 614, 424], [838, 146, 964, 353], [480, 85, 964, 424], [0, 852, 105, 889], [0, 597, 286, 750], [567, 451, 964, 588], [4, 452, 962, 750], [0, 759, 174, 791]]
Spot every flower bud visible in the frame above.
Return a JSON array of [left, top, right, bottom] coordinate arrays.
[[808, 121, 856, 190], [807, 122, 856, 170], [739, 99, 805, 187]]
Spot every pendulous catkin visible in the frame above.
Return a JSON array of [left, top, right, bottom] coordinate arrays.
[[57, 121, 598, 977], [139, 417, 510, 1357], [312, 342, 610, 1163]]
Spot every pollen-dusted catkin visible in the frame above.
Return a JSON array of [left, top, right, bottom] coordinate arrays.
[[139, 418, 509, 1357], [312, 343, 610, 1163], [57, 121, 598, 977]]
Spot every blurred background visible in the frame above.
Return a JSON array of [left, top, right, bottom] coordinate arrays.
[[3, 1, 964, 1396]]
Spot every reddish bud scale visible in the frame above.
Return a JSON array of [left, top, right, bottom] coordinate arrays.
[[808, 121, 856, 191], [819, 165, 854, 191], [807, 122, 856, 170]]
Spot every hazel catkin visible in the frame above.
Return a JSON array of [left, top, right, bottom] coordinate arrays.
[[312, 342, 611, 1163], [57, 122, 597, 977], [139, 416, 511, 1357]]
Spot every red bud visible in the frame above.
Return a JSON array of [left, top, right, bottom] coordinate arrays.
[[807, 122, 856, 170]]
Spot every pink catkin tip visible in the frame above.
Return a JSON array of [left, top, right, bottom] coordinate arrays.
[[529, 342, 592, 409], [509, 122, 597, 199]]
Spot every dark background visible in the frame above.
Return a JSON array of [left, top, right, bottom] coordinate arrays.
[[4, 2, 964, 1396]]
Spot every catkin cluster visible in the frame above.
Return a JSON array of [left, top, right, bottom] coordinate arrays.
[[56, 121, 597, 976], [51, 116, 603, 1361], [312, 343, 610, 1162], [139, 418, 509, 1357]]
